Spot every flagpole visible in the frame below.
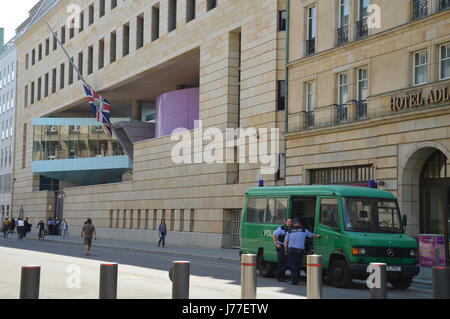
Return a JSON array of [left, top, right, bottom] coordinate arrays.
[[45, 22, 87, 86], [46, 22, 113, 137]]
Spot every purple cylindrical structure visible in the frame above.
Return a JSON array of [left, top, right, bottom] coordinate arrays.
[[155, 88, 199, 137]]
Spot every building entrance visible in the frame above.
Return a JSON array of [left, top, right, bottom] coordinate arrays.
[[420, 151, 449, 265]]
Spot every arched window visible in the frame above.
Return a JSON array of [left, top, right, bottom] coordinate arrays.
[[421, 151, 448, 181]]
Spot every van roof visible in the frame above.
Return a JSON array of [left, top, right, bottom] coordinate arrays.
[[247, 185, 396, 199]]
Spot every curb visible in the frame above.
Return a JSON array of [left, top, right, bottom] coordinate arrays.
[[413, 279, 433, 286], [26, 236, 241, 263]]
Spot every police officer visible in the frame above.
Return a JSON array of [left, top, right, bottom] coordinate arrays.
[[283, 218, 320, 285], [272, 218, 293, 282]]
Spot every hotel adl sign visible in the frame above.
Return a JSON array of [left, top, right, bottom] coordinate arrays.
[[391, 82, 450, 112]]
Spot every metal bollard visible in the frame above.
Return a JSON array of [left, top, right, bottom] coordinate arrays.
[[367, 263, 387, 299], [432, 266, 450, 299], [172, 261, 190, 299], [99, 263, 118, 299], [307, 255, 323, 299], [20, 266, 41, 299], [241, 254, 257, 299]]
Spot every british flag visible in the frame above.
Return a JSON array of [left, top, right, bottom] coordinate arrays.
[[82, 81, 113, 138]]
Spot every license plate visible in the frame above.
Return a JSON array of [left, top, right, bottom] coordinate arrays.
[[387, 266, 401, 272]]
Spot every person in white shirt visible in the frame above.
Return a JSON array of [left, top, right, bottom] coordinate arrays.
[[61, 219, 69, 239]]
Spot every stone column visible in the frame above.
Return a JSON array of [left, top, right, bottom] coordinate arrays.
[[131, 100, 142, 120]]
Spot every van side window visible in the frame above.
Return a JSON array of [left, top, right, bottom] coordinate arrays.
[[266, 198, 288, 224], [246, 198, 266, 223], [320, 198, 339, 228]]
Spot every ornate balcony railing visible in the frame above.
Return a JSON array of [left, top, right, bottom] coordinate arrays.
[[413, 0, 428, 20], [357, 100, 368, 120], [305, 38, 316, 56], [336, 105, 348, 124], [356, 18, 368, 40], [440, 0, 450, 11], [337, 25, 349, 46]]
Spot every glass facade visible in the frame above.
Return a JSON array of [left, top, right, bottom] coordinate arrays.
[[33, 124, 125, 161]]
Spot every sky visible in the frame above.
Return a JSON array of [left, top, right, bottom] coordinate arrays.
[[0, 0, 40, 43]]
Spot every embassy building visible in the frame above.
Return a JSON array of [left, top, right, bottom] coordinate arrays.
[[12, 0, 287, 248]]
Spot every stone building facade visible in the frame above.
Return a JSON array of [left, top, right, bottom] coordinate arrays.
[[286, 0, 450, 263], [13, 0, 287, 248]]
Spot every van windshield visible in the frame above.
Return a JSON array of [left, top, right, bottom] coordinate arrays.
[[342, 197, 404, 234]]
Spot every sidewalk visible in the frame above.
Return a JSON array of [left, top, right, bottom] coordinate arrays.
[[21, 232, 241, 262]]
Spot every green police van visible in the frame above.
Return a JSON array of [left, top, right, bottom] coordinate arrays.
[[240, 185, 420, 289]]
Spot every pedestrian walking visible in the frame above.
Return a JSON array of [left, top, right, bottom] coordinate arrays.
[[36, 220, 46, 241], [272, 218, 292, 282], [158, 219, 167, 248], [23, 218, 29, 238], [283, 218, 320, 285], [2, 218, 10, 238], [17, 218, 25, 240], [81, 218, 97, 256], [9, 218, 15, 234], [61, 219, 69, 239]]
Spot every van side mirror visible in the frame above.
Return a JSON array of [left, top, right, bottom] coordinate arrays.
[[402, 215, 408, 227]]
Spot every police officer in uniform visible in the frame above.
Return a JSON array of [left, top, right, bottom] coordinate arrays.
[[284, 218, 319, 285], [272, 218, 293, 282]]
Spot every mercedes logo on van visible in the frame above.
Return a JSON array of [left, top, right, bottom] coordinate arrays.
[[387, 248, 395, 257]]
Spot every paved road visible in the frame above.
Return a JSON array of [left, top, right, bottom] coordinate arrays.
[[0, 237, 433, 299]]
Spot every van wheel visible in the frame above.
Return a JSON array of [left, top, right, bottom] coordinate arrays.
[[390, 277, 413, 290], [257, 253, 275, 278], [329, 260, 352, 288]]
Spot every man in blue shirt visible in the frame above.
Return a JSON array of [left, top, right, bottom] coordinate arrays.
[[284, 218, 319, 285], [272, 218, 292, 282]]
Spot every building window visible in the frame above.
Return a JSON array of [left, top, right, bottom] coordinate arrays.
[[356, 0, 369, 39], [79, 11, 84, 32], [45, 38, 50, 56], [78, 52, 83, 79], [440, 0, 450, 11], [37, 78, 42, 101], [136, 14, 144, 49], [357, 67, 368, 119], [32, 49, 36, 65], [61, 26, 66, 44], [89, 4, 94, 26], [44, 73, 49, 97], [100, 0, 106, 18], [206, 0, 217, 11], [306, 5, 317, 56], [440, 43, 450, 80], [310, 165, 374, 185], [306, 81, 315, 128], [70, 20, 75, 39], [24, 85, 28, 107], [152, 5, 160, 41], [69, 57, 74, 85], [30, 82, 35, 104], [187, 0, 196, 22], [60, 63, 65, 89], [88, 46, 94, 75], [110, 32, 117, 63], [277, 80, 286, 111], [38, 44, 42, 61], [53, 32, 58, 51], [52, 68, 57, 93], [123, 24, 130, 57], [98, 39, 105, 69], [278, 10, 287, 31], [337, 0, 349, 46], [412, 0, 428, 20], [111, 0, 117, 9], [25, 54, 29, 70], [168, 0, 177, 32], [413, 50, 427, 86], [337, 73, 348, 123]]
